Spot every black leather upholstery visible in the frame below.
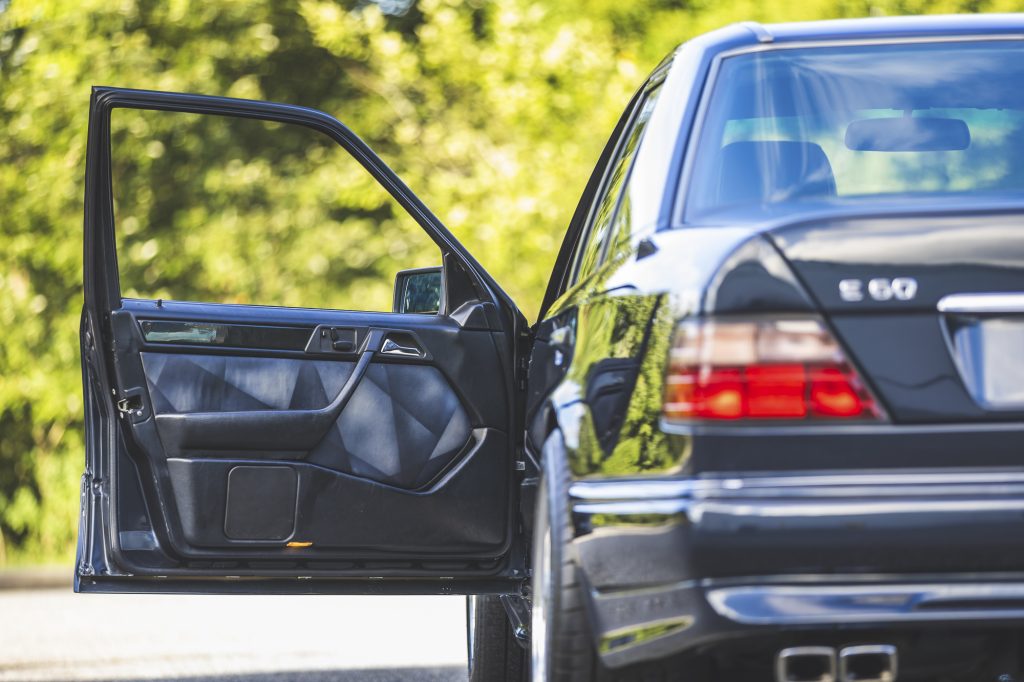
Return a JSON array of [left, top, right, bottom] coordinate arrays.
[[309, 362, 473, 488], [141, 353, 472, 489], [142, 353, 355, 412]]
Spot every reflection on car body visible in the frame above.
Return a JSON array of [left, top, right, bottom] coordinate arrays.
[[77, 13, 1024, 682]]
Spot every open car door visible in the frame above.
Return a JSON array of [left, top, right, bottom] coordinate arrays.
[[77, 87, 528, 594]]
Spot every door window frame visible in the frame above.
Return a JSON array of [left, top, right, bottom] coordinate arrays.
[[582, 79, 664, 278], [566, 93, 648, 288], [539, 73, 668, 321], [85, 88, 515, 321]]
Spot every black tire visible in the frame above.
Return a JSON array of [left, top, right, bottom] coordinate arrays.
[[470, 430, 705, 682], [533, 432, 709, 682], [532, 430, 601, 681], [467, 594, 529, 681]]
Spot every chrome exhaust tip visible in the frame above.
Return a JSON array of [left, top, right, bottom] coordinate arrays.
[[776, 646, 837, 682], [838, 645, 898, 682]]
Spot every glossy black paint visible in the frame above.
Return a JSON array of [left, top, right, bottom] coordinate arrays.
[[525, 14, 1024, 671], [79, 15, 1024, 676]]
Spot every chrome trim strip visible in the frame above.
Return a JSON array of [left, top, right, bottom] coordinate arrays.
[[574, 498, 1024, 519], [938, 292, 1024, 314], [573, 500, 691, 516], [701, 470, 1024, 488], [692, 498, 1024, 518], [740, 21, 774, 44], [707, 582, 1024, 625], [570, 480, 699, 501], [569, 471, 1024, 502], [570, 473, 1024, 520], [700, 483, 1024, 499], [659, 417, 1024, 436]]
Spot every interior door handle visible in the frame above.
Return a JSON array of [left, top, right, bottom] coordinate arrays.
[[381, 337, 423, 357]]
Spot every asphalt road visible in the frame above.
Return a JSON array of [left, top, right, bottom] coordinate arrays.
[[0, 587, 469, 682]]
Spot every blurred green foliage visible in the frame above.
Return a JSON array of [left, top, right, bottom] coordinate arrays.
[[111, 108, 438, 310], [0, 0, 1020, 565]]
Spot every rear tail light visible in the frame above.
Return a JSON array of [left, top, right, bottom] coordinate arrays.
[[663, 318, 881, 422]]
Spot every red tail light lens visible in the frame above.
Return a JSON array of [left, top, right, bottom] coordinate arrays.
[[663, 319, 880, 422]]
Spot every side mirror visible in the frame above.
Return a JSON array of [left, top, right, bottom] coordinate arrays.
[[393, 267, 443, 314]]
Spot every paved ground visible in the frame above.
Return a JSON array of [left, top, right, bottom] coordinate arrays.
[[0, 586, 468, 681]]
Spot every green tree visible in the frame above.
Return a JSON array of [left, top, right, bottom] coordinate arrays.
[[1, 0, 1020, 564]]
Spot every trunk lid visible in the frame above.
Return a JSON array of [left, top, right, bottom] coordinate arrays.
[[767, 210, 1024, 423]]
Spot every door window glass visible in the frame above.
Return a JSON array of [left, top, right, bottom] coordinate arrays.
[[604, 84, 663, 264], [111, 109, 438, 311], [571, 84, 662, 285]]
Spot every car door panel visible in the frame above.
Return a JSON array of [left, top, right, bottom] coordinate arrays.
[[144, 350, 475, 487], [166, 432, 507, 553], [99, 300, 512, 558], [79, 88, 525, 592]]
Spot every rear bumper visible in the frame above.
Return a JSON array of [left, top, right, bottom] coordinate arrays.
[[708, 581, 1024, 625], [569, 471, 1024, 668]]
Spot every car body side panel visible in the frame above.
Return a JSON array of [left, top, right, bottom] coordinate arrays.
[[543, 221, 1024, 480], [530, 26, 764, 475], [528, 15, 1024, 671], [556, 29, 1024, 674], [533, 227, 768, 480]]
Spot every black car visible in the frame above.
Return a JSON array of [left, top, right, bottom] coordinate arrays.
[[78, 13, 1024, 682]]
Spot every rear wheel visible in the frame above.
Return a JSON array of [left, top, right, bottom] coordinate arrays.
[[465, 430, 592, 682], [471, 430, 702, 681], [467, 594, 528, 681], [531, 432, 599, 681], [532, 431, 710, 682]]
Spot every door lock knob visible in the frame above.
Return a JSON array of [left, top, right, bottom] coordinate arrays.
[[330, 328, 357, 352]]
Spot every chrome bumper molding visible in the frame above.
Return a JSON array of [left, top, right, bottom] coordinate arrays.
[[570, 471, 1024, 498], [938, 292, 1024, 314], [569, 471, 1024, 517], [708, 582, 1024, 626]]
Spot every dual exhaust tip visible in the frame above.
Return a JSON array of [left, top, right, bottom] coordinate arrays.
[[776, 645, 898, 682]]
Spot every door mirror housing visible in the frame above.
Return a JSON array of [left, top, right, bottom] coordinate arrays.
[[393, 267, 443, 314]]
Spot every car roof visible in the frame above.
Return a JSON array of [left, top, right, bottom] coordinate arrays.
[[740, 13, 1024, 45]]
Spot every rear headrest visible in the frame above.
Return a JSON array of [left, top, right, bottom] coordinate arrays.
[[715, 141, 837, 207]]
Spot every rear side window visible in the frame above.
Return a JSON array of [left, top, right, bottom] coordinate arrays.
[[111, 109, 438, 311], [685, 40, 1024, 223]]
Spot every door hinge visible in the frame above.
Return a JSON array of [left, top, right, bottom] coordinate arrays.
[[516, 329, 534, 392], [517, 356, 531, 391], [500, 594, 531, 647]]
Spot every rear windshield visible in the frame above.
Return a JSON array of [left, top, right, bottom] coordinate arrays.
[[685, 40, 1024, 223]]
